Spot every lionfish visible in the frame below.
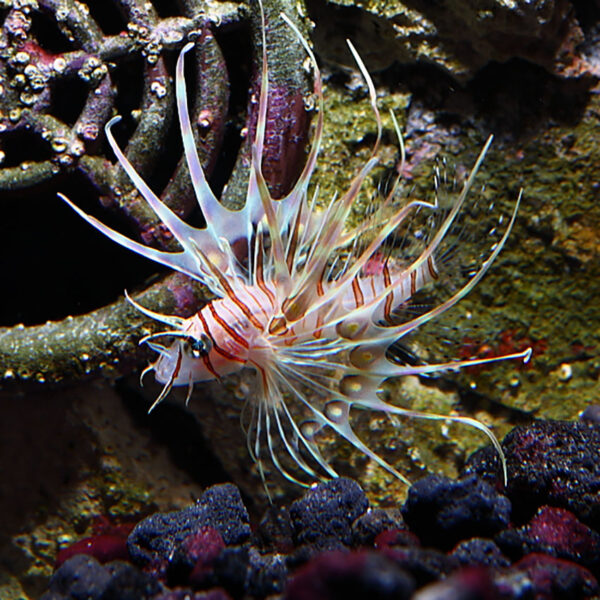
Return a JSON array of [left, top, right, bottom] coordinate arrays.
[[60, 4, 531, 488]]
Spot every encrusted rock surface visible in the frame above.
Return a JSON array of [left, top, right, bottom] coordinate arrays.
[[465, 419, 600, 528], [311, 0, 588, 79]]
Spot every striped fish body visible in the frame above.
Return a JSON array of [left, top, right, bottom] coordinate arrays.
[[155, 255, 437, 386]]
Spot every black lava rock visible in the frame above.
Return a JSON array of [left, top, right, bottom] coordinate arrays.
[[285, 550, 415, 600], [401, 474, 511, 550], [246, 547, 288, 597], [383, 546, 459, 587], [128, 484, 250, 567], [289, 478, 369, 550], [465, 420, 600, 528], [42, 555, 111, 600], [496, 505, 600, 574], [496, 553, 599, 599], [352, 507, 405, 547], [451, 538, 511, 569], [41, 555, 160, 600], [101, 561, 162, 600]]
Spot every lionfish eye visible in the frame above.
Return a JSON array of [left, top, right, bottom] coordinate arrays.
[[189, 334, 212, 358]]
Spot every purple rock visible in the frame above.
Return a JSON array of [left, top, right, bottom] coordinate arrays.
[[495, 553, 599, 599], [284, 550, 415, 600], [580, 405, 600, 424], [352, 508, 406, 547], [465, 420, 600, 529], [289, 478, 369, 550], [168, 526, 225, 587], [127, 484, 250, 568], [41, 555, 160, 600], [42, 555, 111, 600], [374, 529, 421, 549], [496, 506, 600, 574], [246, 547, 288, 597], [101, 561, 162, 600], [451, 538, 511, 569], [402, 474, 511, 550]]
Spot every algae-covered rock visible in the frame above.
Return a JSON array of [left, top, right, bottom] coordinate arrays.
[[310, 0, 585, 79]]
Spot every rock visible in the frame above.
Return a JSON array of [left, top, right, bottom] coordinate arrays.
[[41, 555, 160, 600], [496, 506, 600, 574], [56, 534, 130, 567], [374, 528, 420, 549], [352, 508, 405, 547], [289, 478, 369, 550], [402, 474, 511, 549], [496, 553, 599, 599], [451, 538, 511, 569], [311, 0, 582, 80], [245, 547, 288, 597], [212, 546, 249, 598], [413, 566, 496, 600], [152, 590, 232, 600], [256, 506, 294, 552], [383, 546, 459, 588], [284, 550, 415, 600], [167, 527, 225, 588], [42, 555, 111, 600], [101, 562, 162, 600], [128, 484, 250, 568], [465, 420, 600, 528]]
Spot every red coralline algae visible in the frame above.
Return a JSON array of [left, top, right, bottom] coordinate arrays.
[[56, 534, 130, 567], [184, 527, 226, 588], [496, 505, 600, 573], [459, 328, 547, 373], [529, 507, 599, 554], [55, 516, 135, 567], [512, 554, 598, 599]]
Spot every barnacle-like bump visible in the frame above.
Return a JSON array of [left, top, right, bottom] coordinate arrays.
[[300, 420, 321, 441], [324, 400, 348, 424], [336, 319, 368, 340], [349, 346, 379, 369], [339, 375, 367, 398]]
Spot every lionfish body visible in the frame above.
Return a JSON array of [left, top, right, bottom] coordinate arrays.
[[60, 5, 530, 487]]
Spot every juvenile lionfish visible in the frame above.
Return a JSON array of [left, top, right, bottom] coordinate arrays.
[[60, 4, 531, 488]]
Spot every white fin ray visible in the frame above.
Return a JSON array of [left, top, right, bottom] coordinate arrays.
[[376, 188, 522, 344], [175, 43, 243, 242], [58, 193, 203, 280], [278, 362, 411, 485], [104, 117, 202, 252], [296, 138, 494, 328], [359, 394, 508, 484], [275, 14, 324, 227]]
